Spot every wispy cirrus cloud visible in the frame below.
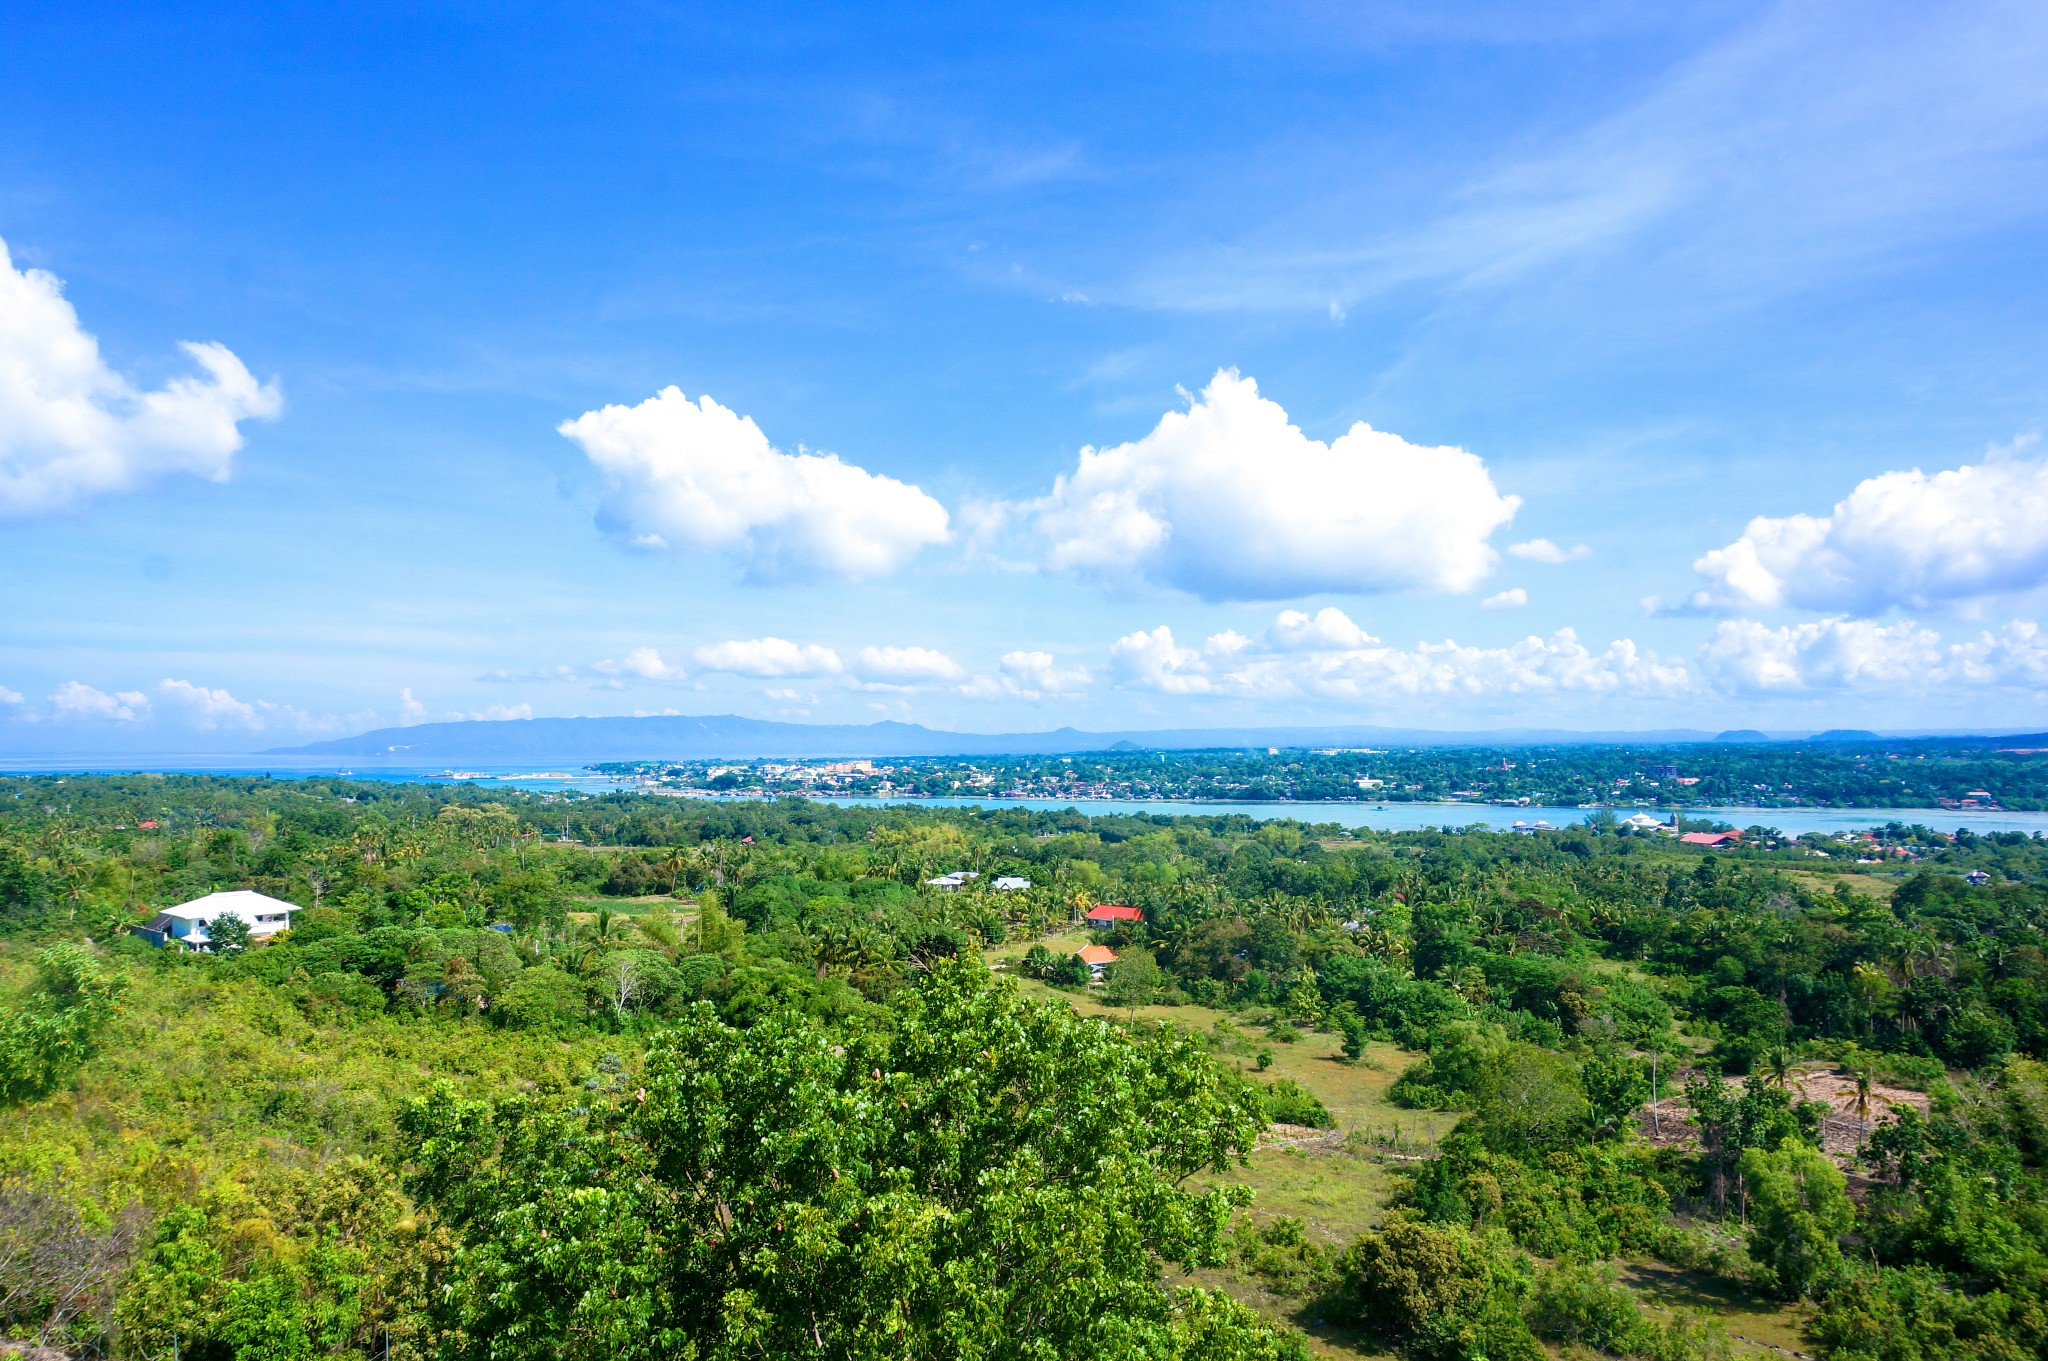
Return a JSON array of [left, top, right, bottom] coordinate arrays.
[[1124, 2, 2048, 319]]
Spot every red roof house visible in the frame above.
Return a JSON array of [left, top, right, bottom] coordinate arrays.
[[1084, 904, 1143, 928], [1679, 831, 1741, 848], [1075, 943, 1118, 979]]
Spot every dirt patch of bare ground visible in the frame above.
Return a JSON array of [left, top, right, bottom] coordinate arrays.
[[1637, 1066, 1932, 1161], [1256, 1121, 1346, 1151]]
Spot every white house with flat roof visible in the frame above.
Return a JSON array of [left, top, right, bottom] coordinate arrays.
[[135, 890, 300, 949]]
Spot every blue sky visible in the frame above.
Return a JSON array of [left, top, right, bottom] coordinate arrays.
[[6, 0, 2048, 750]]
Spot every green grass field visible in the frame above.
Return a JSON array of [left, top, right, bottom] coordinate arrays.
[[567, 894, 694, 919], [990, 928, 1452, 1241]]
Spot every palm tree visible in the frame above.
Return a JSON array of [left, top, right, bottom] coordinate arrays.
[[572, 908, 635, 971], [635, 915, 683, 959], [659, 847, 688, 894], [1767, 1045, 1797, 1094], [1854, 1066, 1875, 1142]]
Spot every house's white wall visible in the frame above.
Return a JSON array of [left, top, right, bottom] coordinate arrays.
[[163, 897, 296, 943]]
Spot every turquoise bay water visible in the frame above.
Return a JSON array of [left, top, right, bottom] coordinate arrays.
[[806, 795, 2048, 838], [4, 755, 2042, 838]]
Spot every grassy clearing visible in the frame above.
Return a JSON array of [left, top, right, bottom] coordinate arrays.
[[1783, 867, 1903, 899], [567, 894, 694, 920], [989, 929, 1446, 1246], [1177, 1265, 1391, 1360], [1620, 1262, 1813, 1357], [991, 929, 1806, 1356], [1213, 1146, 1401, 1246]]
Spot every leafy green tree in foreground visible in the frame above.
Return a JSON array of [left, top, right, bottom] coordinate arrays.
[[0, 944, 125, 1107], [400, 958, 1286, 1360], [1739, 1142, 1853, 1299], [205, 911, 253, 955]]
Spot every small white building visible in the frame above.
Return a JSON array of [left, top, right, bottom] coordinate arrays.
[[136, 890, 300, 949], [922, 870, 981, 891], [993, 876, 1031, 892]]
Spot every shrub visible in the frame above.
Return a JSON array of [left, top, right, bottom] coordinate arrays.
[[1228, 1216, 1337, 1298], [293, 971, 386, 1021], [492, 966, 585, 1030], [1340, 1218, 1541, 1361], [1261, 1077, 1334, 1128]]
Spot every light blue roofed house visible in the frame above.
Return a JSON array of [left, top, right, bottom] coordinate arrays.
[[134, 889, 300, 949]]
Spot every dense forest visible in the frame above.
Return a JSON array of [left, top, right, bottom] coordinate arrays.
[[600, 735, 2048, 810], [5, 772, 2048, 1359]]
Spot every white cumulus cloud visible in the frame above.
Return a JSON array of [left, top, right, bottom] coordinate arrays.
[[592, 647, 686, 681], [1689, 441, 2048, 614], [1110, 625, 1219, 694], [157, 678, 260, 729], [1699, 615, 2048, 693], [1112, 609, 1688, 699], [0, 684, 21, 706], [1480, 588, 1529, 610], [48, 681, 150, 722], [962, 650, 1095, 699], [692, 637, 845, 678], [155, 678, 335, 732], [1946, 621, 2048, 690], [1697, 617, 1945, 691], [1264, 606, 1374, 651], [560, 387, 950, 582], [1508, 539, 1591, 564], [0, 239, 281, 517], [853, 645, 964, 685], [1032, 370, 1519, 601]]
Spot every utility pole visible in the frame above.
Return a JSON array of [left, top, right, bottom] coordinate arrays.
[[1651, 1050, 1661, 1138]]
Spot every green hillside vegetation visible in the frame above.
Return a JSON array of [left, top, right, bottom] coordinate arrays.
[[2, 773, 2047, 1358]]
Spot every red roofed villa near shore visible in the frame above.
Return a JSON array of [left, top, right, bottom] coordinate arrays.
[[1085, 904, 1143, 928]]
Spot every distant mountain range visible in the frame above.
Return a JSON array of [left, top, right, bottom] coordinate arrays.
[[270, 714, 1733, 762], [262, 713, 2045, 764]]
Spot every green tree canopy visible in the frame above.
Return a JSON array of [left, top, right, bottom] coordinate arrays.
[[399, 959, 1281, 1360], [206, 911, 252, 954], [0, 944, 125, 1107], [1740, 1141, 1853, 1298]]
